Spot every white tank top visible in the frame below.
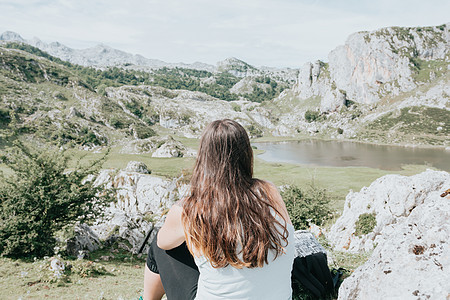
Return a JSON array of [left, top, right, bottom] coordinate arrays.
[[193, 222, 295, 300]]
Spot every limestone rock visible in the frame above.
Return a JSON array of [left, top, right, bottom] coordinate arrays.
[[337, 178, 450, 299], [152, 139, 185, 158], [291, 24, 449, 113], [89, 167, 188, 253], [125, 161, 150, 174], [293, 230, 326, 258], [328, 170, 449, 253], [65, 223, 101, 256]]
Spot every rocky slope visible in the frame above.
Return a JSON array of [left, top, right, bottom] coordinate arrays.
[[0, 46, 279, 153], [327, 170, 450, 299], [273, 23, 449, 146], [290, 23, 449, 110]]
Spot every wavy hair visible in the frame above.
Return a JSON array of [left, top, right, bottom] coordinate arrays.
[[182, 119, 289, 268]]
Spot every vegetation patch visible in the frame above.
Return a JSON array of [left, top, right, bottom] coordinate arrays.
[[367, 106, 449, 136], [354, 213, 377, 236], [305, 110, 321, 122], [133, 124, 157, 139], [0, 142, 113, 258], [281, 185, 332, 230]]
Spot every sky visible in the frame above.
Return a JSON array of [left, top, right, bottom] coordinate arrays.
[[1, 0, 449, 68]]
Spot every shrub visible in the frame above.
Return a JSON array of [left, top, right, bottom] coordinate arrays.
[[0, 142, 113, 258], [354, 213, 376, 236], [231, 103, 241, 112], [305, 110, 320, 123], [247, 124, 263, 138], [134, 125, 156, 139], [0, 108, 11, 127], [337, 128, 344, 134], [281, 185, 331, 230]]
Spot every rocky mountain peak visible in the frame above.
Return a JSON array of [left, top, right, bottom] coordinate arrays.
[[292, 23, 449, 112], [217, 57, 258, 77], [0, 31, 25, 42]]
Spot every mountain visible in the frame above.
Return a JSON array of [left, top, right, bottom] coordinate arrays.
[[273, 23, 449, 146], [0, 31, 194, 70], [286, 23, 449, 111], [0, 23, 448, 150], [0, 44, 279, 153], [0, 31, 297, 79]]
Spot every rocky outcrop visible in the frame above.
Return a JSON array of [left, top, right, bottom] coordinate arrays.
[[106, 85, 274, 138], [327, 170, 450, 299], [338, 177, 450, 299], [125, 161, 151, 174], [329, 170, 449, 252], [152, 138, 188, 158], [292, 24, 449, 112], [65, 223, 102, 257], [84, 161, 188, 253]]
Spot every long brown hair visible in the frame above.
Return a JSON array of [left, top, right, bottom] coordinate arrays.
[[182, 119, 289, 268]]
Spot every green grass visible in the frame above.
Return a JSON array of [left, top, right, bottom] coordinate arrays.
[[411, 59, 448, 83], [360, 104, 450, 146], [0, 251, 145, 299]]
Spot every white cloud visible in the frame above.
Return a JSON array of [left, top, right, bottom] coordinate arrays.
[[0, 0, 448, 67]]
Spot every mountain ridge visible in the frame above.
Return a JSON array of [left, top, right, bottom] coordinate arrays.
[[0, 31, 298, 76]]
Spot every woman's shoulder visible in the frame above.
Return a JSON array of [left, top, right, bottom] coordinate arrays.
[[255, 179, 280, 195], [256, 179, 292, 225]]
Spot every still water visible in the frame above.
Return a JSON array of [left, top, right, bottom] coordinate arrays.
[[253, 140, 450, 172]]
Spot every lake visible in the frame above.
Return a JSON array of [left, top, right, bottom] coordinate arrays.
[[253, 140, 450, 172]]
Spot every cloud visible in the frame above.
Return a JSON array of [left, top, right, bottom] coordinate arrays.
[[0, 0, 448, 67]]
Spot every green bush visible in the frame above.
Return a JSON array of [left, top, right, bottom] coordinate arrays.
[[0, 108, 11, 127], [305, 110, 320, 123], [354, 213, 377, 236], [0, 142, 113, 258], [247, 124, 263, 138], [134, 125, 156, 139], [281, 185, 331, 230]]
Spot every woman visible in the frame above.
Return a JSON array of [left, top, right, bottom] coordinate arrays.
[[144, 119, 295, 299]]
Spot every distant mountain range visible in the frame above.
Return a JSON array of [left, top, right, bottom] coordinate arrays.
[[0, 31, 297, 78]]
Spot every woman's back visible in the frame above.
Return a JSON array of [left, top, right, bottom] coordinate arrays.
[[194, 222, 295, 300], [151, 119, 295, 300]]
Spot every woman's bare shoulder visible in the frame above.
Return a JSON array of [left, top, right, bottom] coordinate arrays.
[[258, 179, 292, 224]]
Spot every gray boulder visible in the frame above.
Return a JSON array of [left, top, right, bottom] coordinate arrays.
[[65, 223, 101, 256], [125, 161, 151, 174], [337, 181, 450, 299], [328, 170, 449, 252]]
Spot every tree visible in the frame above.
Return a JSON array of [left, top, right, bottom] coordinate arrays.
[[281, 185, 331, 230], [0, 142, 112, 258]]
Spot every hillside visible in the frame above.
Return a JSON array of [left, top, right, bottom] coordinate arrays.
[[0, 23, 449, 150], [0, 45, 280, 153]]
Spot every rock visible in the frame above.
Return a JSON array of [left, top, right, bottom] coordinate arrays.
[[337, 177, 450, 299], [290, 23, 449, 112], [49, 257, 65, 279], [152, 140, 184, 158], [68, 107, 81, 118], [89, 168, 187, 254], [293, 230, 327, 258], [125, 161, 150, 174], [65, 223, 101, 256], [328, 170, 449, 253]]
